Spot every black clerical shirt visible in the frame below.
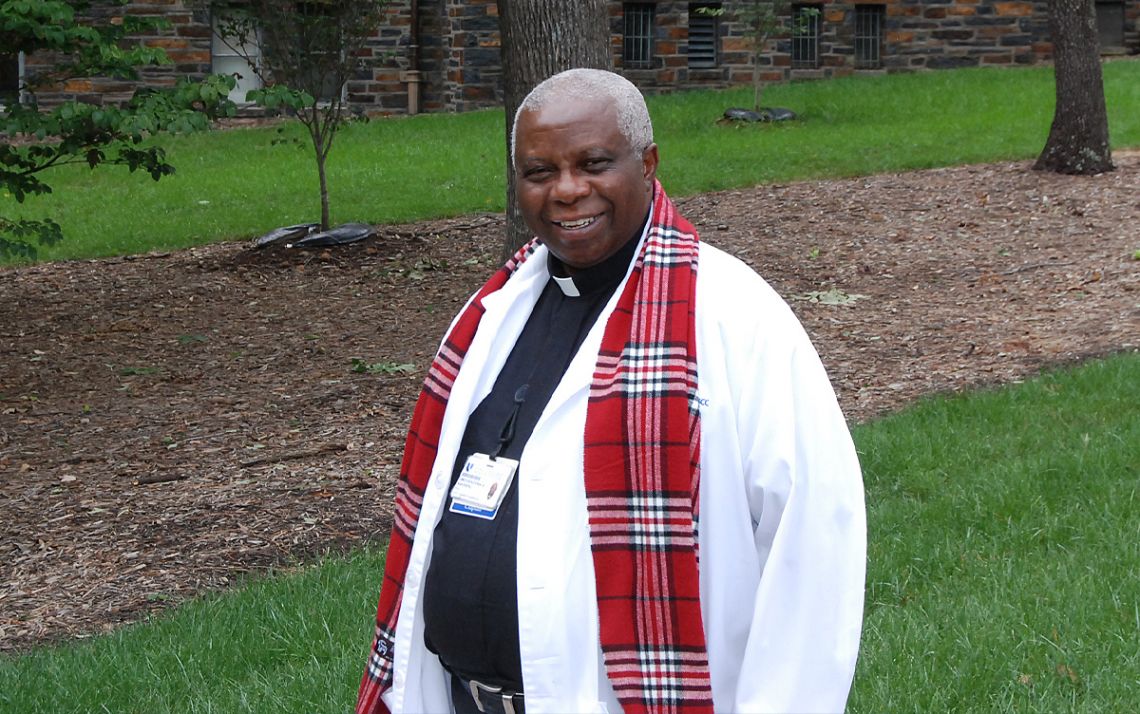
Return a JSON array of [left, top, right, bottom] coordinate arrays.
[[421, 229, 643, 691]]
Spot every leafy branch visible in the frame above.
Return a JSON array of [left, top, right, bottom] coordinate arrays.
[[1, 0, 237, 260]]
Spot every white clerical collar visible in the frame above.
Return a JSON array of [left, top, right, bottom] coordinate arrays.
[[553, 274, 581, 297], [546, 202, 654, 299]]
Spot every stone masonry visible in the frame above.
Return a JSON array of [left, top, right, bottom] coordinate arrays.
[[13, 0, 1140, 115], [22, 0, 213, 107]]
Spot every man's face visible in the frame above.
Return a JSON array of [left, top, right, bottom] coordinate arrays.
[[513, 97, 658, 273]]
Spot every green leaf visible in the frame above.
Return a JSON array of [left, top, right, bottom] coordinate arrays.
[[350, 359, 417, 375], [791, 288, 869, 306], [85, 148, 105, 168]]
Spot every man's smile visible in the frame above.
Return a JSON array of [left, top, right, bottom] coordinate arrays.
[[552, 215, 600, 230]]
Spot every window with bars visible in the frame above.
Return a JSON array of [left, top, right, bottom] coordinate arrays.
[[623, 3, 656, 68], [688, 3, 720, 69], [854, 5, 885, 69], [791, 4, 821, 69]]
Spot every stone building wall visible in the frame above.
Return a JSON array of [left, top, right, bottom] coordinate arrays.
[[14, 0, 1140, 115], [21, 0, 418, 112], [612, 1, 1136, 90], [22, 0, 213, 107], [343, 0, 504, 114], [877, 0, 1051, 71], [440, 0, 504, 112], [1126, 2, 1140, 52], [614, 0, 1058, 87], [347, 2, 417, 114]]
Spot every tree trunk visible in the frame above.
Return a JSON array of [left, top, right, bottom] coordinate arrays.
[[752, 46, 762, 112], [1034, 0, 1113, 175], [317, 154, 331, 231], [752, 29, 770, 112], [308, 117, 332, 231], [496, 0, 612, 259]]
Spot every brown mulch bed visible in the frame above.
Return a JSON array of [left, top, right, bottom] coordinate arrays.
[[2, 154, 1137, 653]]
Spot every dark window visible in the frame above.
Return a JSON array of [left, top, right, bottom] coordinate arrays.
[[688, 3, 720, 69], [1, 52, 21, 104], [1095, 0, 1125, 51], [791, 4, 821, 69], [854, 5, 884, 69], [623, 3, 656, 68], [293, 1, 344, 103]]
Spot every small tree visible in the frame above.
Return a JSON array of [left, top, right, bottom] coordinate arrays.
[[699, 2, 816, 113], [1, 0, 235, 260], [206, 0, 389, 231]]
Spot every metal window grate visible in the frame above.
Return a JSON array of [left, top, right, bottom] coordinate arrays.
[[791, 4, 821, 69], [854, 5, 884, 69], [623, 3, 656, 68], [688, 3, 720, 69]]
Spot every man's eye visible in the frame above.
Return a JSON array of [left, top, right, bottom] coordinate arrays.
[[584, 158, 612, 171], [524, 167, 552, 180]]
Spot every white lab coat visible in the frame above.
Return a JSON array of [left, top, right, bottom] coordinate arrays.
[[383, 234, 866, 714]]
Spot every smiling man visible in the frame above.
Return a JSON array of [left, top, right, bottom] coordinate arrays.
[[512, 92, 657, 272], [357, 69, 866, 714]]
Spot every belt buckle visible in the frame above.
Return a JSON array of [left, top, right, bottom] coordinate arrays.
[[467, 678, 517, 714]]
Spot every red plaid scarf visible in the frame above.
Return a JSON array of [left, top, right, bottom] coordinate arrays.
[[358, 181, 713, 714]]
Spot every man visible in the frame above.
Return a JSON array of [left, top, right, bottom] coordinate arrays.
[[358, 68, 865, 714]]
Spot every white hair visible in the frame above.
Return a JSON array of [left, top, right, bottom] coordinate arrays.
[[510, 68, 654, 163]]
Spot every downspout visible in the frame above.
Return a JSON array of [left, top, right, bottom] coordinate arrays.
[[404, 0, 422, 114]]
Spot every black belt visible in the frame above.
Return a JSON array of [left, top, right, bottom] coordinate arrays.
[[449, 673, 525, 714]]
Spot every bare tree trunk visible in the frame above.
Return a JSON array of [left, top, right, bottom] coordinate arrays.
[[317, 151, 331, 231], [306, 116, 332, 231], [752, 29, 770, 112], [752, 47, 762, 112], [1034, 0, 1113, 175], [496, 0, 612, 259]]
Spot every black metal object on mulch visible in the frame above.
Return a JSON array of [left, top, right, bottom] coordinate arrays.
[[722, 107, 797, 123], [291, 223, 375, 248], [252, 223, 319, 249], [252, 222, 375, 249]]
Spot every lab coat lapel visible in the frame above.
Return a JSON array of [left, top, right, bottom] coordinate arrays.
[[392, 248, 550, 712], [437, 249, 550, 448]]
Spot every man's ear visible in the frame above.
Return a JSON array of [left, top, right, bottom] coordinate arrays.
[[642, 143, 659, 187]]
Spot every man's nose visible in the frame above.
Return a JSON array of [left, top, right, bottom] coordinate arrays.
[[552, 169, 590, 202]]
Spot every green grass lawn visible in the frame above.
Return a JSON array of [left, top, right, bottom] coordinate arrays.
[[3, 353, 1136, 713], [850, 352, 1140, 713], [4, 61, 1139, 263]]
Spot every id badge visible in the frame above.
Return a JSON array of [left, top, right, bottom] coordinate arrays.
[[448, 453, 518, 520]]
